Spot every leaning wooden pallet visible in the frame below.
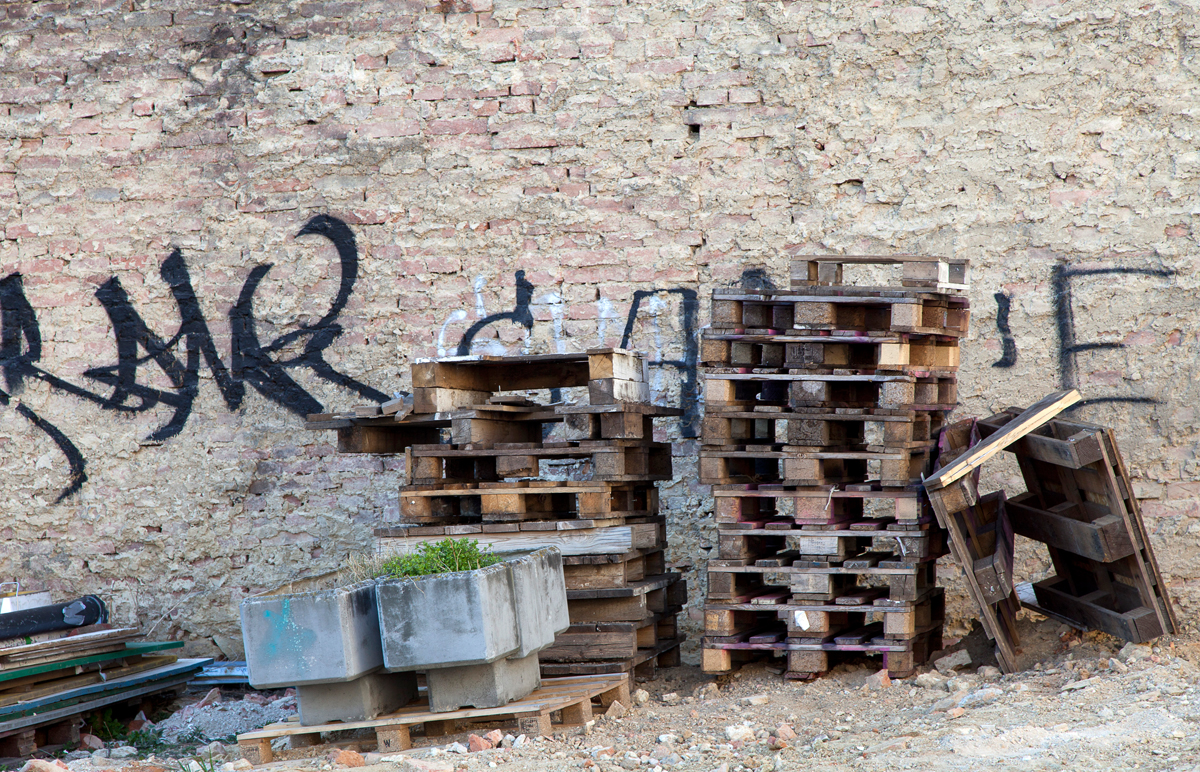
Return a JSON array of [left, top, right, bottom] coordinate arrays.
[[922, 390, 1082, 673], [977, 408, 1178, 642], [700, 255, 967, 680], [307, 349, 687, 687]]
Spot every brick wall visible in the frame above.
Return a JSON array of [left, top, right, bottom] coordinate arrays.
[[2, 0, 1198, 656]]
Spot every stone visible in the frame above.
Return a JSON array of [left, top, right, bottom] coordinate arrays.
[[660, 692, 680, 704], [725, 725, 755, 742], [241, 578, 384, 690], [1109, 657, 1129, 673], [864, 670, 891, 690], [977, 666, 1002, 680], [932, 690, 970, 712], [62, 752, 91, 762], [959, 686, 1003, 706], [634, 689, 650, 705], [1119, 643, 1152, 663], [946, 707, 966, 719], [605, 700, 627, 718], [79, 734, 105, 751], [741, 693, 769, 706], [197, 687, 223, 709], [483, 729, 503, 745], [21, 761, 68, 772], [297, 671, 418, 725], [202, 741, 228, 759], [423, 652, 541, 713], [327, 750, 365, 767], [694, 683, 719, 699], [108, 746, 138, 759], [467, 734, 493, 752], [775, 724, 796, 741], [445, 742, 468, 754], [914, 672, 946, 689], [934, 650, 972, 674], [396, 759, 455, 772]]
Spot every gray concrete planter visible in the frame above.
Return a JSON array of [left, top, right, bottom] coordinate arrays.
[[240, 573, 416, 725], [376, 546, 569, 712]]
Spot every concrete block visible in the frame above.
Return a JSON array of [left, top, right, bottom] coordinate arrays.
[[423, 652, 541, 713], [241, 574, 382, 689], [506, 547, 571, 658], [297, 671, 418, 726], [376, 560, 521, 670]]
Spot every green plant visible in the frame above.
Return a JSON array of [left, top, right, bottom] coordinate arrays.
[[174, 750, 220, 772], [88, 708, 127, 742], [128, 727, 168, 754], [377, 538, 500, 578]]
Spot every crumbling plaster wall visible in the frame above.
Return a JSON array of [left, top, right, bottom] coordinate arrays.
[[2, 0, 1199, 657]]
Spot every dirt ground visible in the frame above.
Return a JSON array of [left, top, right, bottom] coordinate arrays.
[[55, 615, 1200, 772]]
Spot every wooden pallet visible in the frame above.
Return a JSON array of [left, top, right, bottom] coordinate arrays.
[[540, 613, 679, 662], [710, 291, 969, 338], [399, 480, 660, 523], [700, 446, 934, 487], [703, 372, 957, 412], [237, 674, 631, 764], [789, 255, 970, 293], [702, 626, 941, 679], [708, 556, 939, 603], [978, 409, 1178, 642], [924, 390, 1082, 673], [714, 524, 942, 561], [540, 637, 684, 684], [410, 348, 649, 413], [713, 485, 926, 525], [407, 440, 672, 485], [706, 587, 944, 637], [376, 520, 664, 561], [702, 409, 942, 450], [566, 574, 686, 624], [700, 332, 961, 373]]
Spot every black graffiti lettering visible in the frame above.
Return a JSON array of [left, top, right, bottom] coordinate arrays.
[[448, 273, 701, 437], [455, 270, 534, 356], [0, 273, 88, 502], [619, 289, 700, 438], [0, 214, 386, 500], [1052, 264, 1173, 406], [992, 291, 1017, 368]]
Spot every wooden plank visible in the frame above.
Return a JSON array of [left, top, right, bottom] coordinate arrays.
[[1006, 494, 1134, 563], [0, 642, 184, 684], [925, 389, 1081, 494], [1032, 578, 1162, 643], [376, 525, 655, 557], [0, 660, 207, 735], [977, 414, 1104, 468]]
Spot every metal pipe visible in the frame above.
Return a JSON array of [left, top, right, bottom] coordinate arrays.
[[0, 595, 107, 639]]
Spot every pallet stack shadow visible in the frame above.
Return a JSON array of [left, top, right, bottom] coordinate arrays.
[[308, 349, 686, 687], [699, 256, 969, 679]]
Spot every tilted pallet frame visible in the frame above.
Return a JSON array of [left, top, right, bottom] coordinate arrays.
[[307, 348, 687, 687], [700, 255, 968, 679]]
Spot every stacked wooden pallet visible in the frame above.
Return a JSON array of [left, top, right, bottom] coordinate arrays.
[[700, 256, 968, 679], [308, 349, 687, 686], [0, 623, 208, 758]]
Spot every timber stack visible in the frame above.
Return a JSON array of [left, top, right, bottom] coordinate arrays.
[[306, 349, 687, 687], [699, 256, 969, 679]]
